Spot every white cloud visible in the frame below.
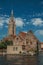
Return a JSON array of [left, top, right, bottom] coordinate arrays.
[[5, 26, 8, 28], [0, 19, 4, 27], [0, 17, 9, 27], [39, 30, 43, 35], [26, 22, 29, 25], [0, 23, 3, 26], [34, 30, 43, 42], [0, 17, 25, 28], [23, 31, 27, 33], [4, 14, 9, 17], [0, 14, 9, 18], [35, 30, 43, 35], [32, 18, 43, 26], [35, 13, 41, 17], [5, 18, 9, 24], [32, 13, 43, 17], [23, 19, 26, 21], [15, 18, 25, 28]]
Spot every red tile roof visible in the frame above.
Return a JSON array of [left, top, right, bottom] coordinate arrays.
[[19, 32, 26, 38], [4, 37, 10, 41], [41, 42, 43, 44], [12, 35, 16, 38], [3, 35, 16, 41]]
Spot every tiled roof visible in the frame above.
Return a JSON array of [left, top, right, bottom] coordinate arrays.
[[3, 37, 10, 41], [41, 42, 43, 44], [3, 35, 16, 41], [19, 32, 26, 38], [10, 35, 16, 38]]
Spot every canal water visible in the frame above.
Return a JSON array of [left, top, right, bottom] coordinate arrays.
[[0, 52, 43, 65]]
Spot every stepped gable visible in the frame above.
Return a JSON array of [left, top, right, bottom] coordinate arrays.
[[19, 32, 26, 39], [27, 30, 33, 35], [27, 30, 40, 42], [27, 30, 35, 38]]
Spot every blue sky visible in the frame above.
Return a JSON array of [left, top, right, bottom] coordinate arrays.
[[0, 0, 43, 42]]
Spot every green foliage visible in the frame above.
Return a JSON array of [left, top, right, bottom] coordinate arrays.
[[0, 42, 7, 49], [5, 40, 13, 45], [0, 40, 13, 49]]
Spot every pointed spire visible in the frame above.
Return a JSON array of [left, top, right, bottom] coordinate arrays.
[[11, 9, 14, 17], [11, 10, 13, 15], [10, 9, 14, 20]]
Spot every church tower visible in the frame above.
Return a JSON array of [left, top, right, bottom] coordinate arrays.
[[8, 10, 16, 36]]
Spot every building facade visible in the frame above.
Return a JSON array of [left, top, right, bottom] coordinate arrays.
[[7, 10, 41, 55]]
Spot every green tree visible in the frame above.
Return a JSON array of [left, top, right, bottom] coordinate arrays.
[[0, 40, 13, 49]]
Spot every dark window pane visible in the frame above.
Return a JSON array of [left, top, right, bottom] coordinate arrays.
[[22, 45, 25, 50]]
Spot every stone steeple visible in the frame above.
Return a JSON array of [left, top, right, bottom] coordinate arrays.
[[8, 10, 16, 36]]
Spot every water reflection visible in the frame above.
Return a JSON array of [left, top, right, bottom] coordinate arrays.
[[0, 52, 43, 65], [6, 55, 38, 65]]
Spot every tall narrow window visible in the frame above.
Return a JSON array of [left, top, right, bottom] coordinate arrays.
[[13, 47, 15, 50], [13, 47, 18, 51], [26, 39, 28, 44], [22, 45, 25, 50], [16, 47, 18, 51]]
